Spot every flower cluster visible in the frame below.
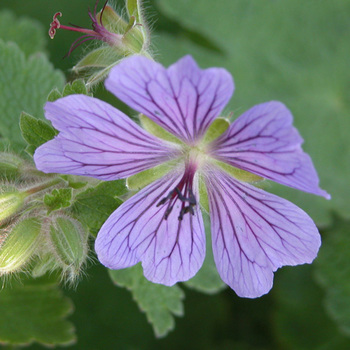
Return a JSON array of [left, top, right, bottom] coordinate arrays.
[[34, 56, 330, 298]]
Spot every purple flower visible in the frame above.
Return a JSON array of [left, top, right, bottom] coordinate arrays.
[[34, 56, 330, 298]]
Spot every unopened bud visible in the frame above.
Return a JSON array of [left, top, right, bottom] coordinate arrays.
[[0, 191, 26, 225], [31, 254, 58, 278], [0, 218, 41, 274], [0, 152, 23, 179], [49, 215, 88, 280]]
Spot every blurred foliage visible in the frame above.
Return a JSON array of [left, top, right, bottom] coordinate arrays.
[[0, 0, 349, 349], [274, 265, 350, 350], [0, 274, 75, 347], [0, 40, 64, 151], [110, 264, 184, 338], [315, 217, 350, 338]]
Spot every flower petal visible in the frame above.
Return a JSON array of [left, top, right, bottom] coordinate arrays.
[[34, 95, 179, 180], [95, 170, 206, 285], [209, 101, 330, 198], [105, 55, 234, 144], [205, 168, 321, 298]]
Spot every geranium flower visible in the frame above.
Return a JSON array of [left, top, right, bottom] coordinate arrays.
[[34, 56, 330, 298]]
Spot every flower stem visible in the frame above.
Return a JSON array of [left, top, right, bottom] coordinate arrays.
[[24, 178, 63, 196]]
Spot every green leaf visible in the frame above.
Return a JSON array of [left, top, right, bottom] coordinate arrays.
[[0, 275, 75, 347], [273, 265, 350, 350], [315, 217, 350, 338], [47, 88, 62, 102], [47, 79, 90, 103], [19, 112, 57, 155], [0, 40, 64, 150], [0, 10, 46, 57], [62, 79, 89, 96], [71, 180, 127, 236], [156, 0, 350, 225], [109, 264, 184, 337], [44, 188, 73, 213], [184, 214, 226, 294]]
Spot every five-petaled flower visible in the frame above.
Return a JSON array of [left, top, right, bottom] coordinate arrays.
[[34, 56, 330, 298]]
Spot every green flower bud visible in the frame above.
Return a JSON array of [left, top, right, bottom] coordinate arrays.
[[31, 254, 58, 278], [0, 218, 41, 274], [0, 191, 26, 225], [48, 215, 88, 281], [0, 152, 23, 179]]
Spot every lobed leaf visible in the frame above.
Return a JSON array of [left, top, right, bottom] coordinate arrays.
[[20, 112, 57, 155], [0, 40, 64, 150], [109, 264, 184, 337], [0, 275, 75, 347], [44, 188, 73, 213]]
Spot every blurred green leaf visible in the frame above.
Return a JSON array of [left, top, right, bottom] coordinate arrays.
[[0, 275, 75, 347], [71, 180, 127, 236], [0, 40, 64, 150], [155, 0, 350, 226], [273, 265, 350, 350], [44, 188, 73, 213], [19, 112, 57, 155], [315, 217, 350, 338], [185, 214, 226, 294], [0, 10, 46, 56], [109, 264, 184, 338]]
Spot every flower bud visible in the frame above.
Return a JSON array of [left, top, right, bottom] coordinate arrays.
[[48, 215, 88, 280], [0, 152, 23, 179], [0, 191, 26, 225], [0, 218, 41, 274], [31, 254, 58, 278]]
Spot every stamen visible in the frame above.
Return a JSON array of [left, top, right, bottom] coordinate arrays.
[[49, 12, 62, 39], [157, 166, 197, 221]]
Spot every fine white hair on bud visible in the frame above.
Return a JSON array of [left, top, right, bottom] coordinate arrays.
[[44, 214, 89, 284], [0, 218, 42, 275], [0, 191, 26, 226]]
